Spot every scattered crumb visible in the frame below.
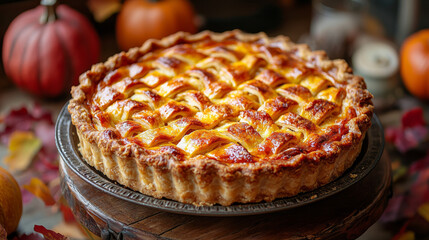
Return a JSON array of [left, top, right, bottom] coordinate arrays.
[[350, 173, 358, 178], [310, 194, 318, 200]]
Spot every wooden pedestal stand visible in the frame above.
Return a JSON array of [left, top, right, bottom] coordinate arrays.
[[60, 153, 391, 240]]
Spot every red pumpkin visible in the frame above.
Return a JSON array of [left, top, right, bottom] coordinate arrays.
[[2, 1, 100, 97]]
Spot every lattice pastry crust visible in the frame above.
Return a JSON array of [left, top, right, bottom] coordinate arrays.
[[69, 30, 373, 206]]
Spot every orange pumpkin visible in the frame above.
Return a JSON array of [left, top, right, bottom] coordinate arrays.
[[116, 0, 197, 50], [0, 167, 22, 235], [400, 29, 429, 99]]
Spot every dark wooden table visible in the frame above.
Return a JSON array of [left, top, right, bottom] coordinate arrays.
[[60, 150, 391, 240]]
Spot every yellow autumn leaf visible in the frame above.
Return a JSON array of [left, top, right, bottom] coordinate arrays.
[[417, 202, 429, 222], [87, 0, 122, 22], [398, 231, 415, 240], [4, 131, 42, 172], [23, 178, 56, 206]]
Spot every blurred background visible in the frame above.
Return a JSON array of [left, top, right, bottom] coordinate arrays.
[[0, 0, 426, 107]]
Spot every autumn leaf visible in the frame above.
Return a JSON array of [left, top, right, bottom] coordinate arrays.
[[4, 131, 42, 172], [0, 105, 53, 145], [0, 107, 33, 145], [14, 233, 44, 240], [34, 225, 67, 240], [396, 231, 415, 240], [23, 178, 56, 206], [418, 202, 429, 223], [87, 0, 121, 22], [34, 120, 56, 152], [402, 108, 426, 128], [385, 107, 428, 153]]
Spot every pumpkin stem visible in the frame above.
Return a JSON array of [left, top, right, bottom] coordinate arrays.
[[40, 0, 57, 24]]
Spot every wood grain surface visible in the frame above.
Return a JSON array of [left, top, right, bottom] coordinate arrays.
[[60, 153, 391, 240]]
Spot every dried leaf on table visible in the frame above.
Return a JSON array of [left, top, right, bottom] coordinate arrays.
[[33, 157, 59, 184], [0, 107, 33, 145], [385, 107, 428, 153], [0, 105, 60, 204], [14, 233, 45, 240], [4, 131, 42, 172], [0, 105, 77, 238], [402, 108, 426, 128], [0, 105, 53, 145], [23, 178, 56, 206], [381, 150, 429, 223], [31, 147, 60, 187], [34, 120, 56, 152], [34, 225, 67, 240], [385, 126, 428, 153], [418, 203, 429, 223]]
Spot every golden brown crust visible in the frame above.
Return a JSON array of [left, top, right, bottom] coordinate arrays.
[[68, 30, 373, 206]]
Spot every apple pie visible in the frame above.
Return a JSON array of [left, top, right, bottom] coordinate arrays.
[[68, 30, 373, 206]]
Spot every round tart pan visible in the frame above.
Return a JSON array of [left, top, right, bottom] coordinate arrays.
[[56, 102, 384, 216]]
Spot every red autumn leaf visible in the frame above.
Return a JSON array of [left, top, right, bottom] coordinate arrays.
[[402, 107, 426, 128], [385, 127, 398, 144], [34, 225, 67, 240], [31, 104, 54, 124], [33, 150, 59, 184], [385, 126, 427, 153], [381, 151, 429, 223], [23, 178, 56, 206], [0, 107, 33, 145], [34, 121, 56, 152], [14, 233, 44, 240], [0, 104, 53, 145], [59, 204, 76, 223], [36, 148, 59, 170], [1, 104, 61, 206], [385, 107, 428, 153]]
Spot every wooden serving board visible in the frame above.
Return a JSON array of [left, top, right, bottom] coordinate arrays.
[[60, 151, 391, 240]]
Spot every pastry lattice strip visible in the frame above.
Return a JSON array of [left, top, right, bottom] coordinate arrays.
[[90, 38, 345, 160]]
